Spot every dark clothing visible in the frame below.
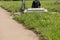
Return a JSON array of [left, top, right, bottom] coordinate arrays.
[[32, 1, 41, 8]]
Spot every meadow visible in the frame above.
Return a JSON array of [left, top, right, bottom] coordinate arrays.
[[0, 1, 60, 40]]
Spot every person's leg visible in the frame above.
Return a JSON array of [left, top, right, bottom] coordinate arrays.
[[38, 1, 41, 8], [32, 1, 35, 8]]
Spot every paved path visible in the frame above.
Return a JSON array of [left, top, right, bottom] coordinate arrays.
[[0, 7, 39, 40]]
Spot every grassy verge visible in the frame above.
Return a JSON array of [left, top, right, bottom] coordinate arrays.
[[0, 1, 22, 14], [14, 12, 60, 40]]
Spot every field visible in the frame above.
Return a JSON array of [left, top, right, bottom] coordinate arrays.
[[0, 1, 60, 13], [0, 1, 60, 40]]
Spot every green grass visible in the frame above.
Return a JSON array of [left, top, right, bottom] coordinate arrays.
[[0, 1, 60, 40], [0, 1, 22, 13], [14, 12, 60, 40], [0, 1, 60, 13]]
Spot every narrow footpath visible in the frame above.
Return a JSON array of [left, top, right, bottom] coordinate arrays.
[[0, 7, 39, 40]]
